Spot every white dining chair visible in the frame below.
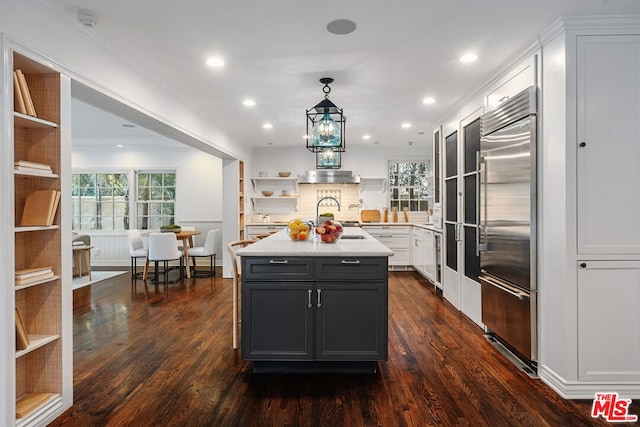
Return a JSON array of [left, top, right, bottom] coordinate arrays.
[[147, 232, 184, 293], [188, 229, 218, 277], [127, 229, 147, 279]]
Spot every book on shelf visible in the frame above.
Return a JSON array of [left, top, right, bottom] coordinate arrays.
[[16, 392, 53, 419], [15, 69, 37, 117], [13, 71, 27, 115], [14, 160, 52, 171], [14, 166, 55, 176], [46, 190, 61, 225], [19, 190, 60, 226], [15, 308, 29, 351], [15, 267, 54, 285]]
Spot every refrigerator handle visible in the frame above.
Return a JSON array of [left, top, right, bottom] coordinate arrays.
[[476, 152, 482, 255], [478, 152, 488, 253], [479, 275, 528, 300]]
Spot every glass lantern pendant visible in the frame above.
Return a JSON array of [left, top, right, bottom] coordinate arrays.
[[306, 77, 346, 153], [313, 112, 341, 147]]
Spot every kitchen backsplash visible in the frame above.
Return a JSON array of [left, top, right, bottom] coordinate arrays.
[[251, 183, 361, 223]]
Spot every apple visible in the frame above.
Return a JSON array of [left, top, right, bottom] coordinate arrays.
[[315, 220, 343, 243]]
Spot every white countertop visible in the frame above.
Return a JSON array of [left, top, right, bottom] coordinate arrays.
[[247, 221, 442, 232], [361, 222, 442, 232], [236, 227, 394, 257]]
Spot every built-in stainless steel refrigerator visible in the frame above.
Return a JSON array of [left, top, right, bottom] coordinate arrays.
[[479, 86, 537, 365]]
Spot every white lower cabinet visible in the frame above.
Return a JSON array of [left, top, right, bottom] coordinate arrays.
[[412, 228, 427, 276], [246, 224, 286, 240], [363, 225, 411, 268], [411, 226, 436, 283], [578, 261, 640, 382], [424, 230, 435, 281]]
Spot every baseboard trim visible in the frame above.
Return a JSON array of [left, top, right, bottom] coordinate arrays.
[[538, 365, 640, 399]]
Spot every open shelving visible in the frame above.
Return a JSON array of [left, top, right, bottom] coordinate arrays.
[[3, 47, 72, 426], [249, 176, 299, 214], [239, 161, 245, 239]]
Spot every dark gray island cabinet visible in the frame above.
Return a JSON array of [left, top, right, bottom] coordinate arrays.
[[237, 229, 393, 373]]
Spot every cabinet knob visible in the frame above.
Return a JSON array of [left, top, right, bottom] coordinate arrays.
[[580, 262, 587, 268], [579, 142, 586, 147]]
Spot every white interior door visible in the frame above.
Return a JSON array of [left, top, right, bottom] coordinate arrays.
[[442, 110, 483, 328]]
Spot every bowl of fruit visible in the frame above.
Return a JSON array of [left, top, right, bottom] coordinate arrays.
[[315, 220, 343, 243], [287, 219, 312, 241]]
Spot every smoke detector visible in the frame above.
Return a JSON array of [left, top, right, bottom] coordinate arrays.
[[77, 9, 97, 28]]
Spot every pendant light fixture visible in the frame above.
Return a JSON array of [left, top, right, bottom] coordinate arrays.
[[306, 77, 346, 153], [316, 148, 341, 169]]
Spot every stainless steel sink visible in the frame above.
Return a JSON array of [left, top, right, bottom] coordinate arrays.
[[341, 235, 366, 239]]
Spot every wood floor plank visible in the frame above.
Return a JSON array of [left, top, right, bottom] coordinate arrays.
[[49, 271, 639, 426]]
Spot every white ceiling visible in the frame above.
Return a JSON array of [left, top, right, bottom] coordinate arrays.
[[50, 0, 640, 152]]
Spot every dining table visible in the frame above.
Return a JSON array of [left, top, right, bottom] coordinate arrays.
[[142, 229, 201, 280]]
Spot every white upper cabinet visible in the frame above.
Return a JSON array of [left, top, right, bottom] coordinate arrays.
[[577, 35, 640, 255], [485, 56, 537, 110]]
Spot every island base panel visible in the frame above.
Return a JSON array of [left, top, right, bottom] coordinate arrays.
[[251, 361, 378, 374]]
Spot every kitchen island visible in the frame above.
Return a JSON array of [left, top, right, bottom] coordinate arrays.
[[236, 227, 393, 373]]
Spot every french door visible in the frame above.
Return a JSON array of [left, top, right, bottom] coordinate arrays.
[[442, 110, 483, 326]]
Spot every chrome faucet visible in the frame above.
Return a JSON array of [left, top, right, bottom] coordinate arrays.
[[316, 196, 341, 225]]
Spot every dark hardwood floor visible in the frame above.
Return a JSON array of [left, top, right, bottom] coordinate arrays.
[[50, 271, 639, 426]]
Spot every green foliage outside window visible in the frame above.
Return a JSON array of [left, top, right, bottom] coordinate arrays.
[[388, 160, 431, 212], [71, 170, 176, 231]]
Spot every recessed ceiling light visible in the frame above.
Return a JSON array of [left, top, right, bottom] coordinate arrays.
[[460, 53, 478, 63], [121, 123, 135, 128], [401, 123, 412, 129], [242, 99, 256, 107], [116, 144, 123, 148], [362, 135, 371, 140], [422, 97, 436, 105], [327, 19, 357, 35], [263, 123, 273, 129], [206, 57, 225, 68]]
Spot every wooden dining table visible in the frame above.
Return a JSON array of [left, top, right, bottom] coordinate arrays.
[[142, 229, 201, 280]]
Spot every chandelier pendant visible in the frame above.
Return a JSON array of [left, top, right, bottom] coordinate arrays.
[[306, 77, 346, 153]]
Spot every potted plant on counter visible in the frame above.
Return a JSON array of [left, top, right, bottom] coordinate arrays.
[[318, 212, 334, 222]]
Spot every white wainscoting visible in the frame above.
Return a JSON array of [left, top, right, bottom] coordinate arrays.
[[82, 222, 223, 267]]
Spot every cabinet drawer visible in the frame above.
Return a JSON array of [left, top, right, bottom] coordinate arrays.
[[371, 234, 410, 248], [363, 225, 410, 235], [246, 225, 286, 238], [316, 257, 388, 281], [243, 257, 313, 281]]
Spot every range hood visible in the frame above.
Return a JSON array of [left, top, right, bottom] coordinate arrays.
[[298, 170, 360, 184]]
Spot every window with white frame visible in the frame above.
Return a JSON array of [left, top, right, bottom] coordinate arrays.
[[135, 171, 176, 229], [71, 173, 130, 230], [388, 160, 431, 212], [72, 170, 177, 230]]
